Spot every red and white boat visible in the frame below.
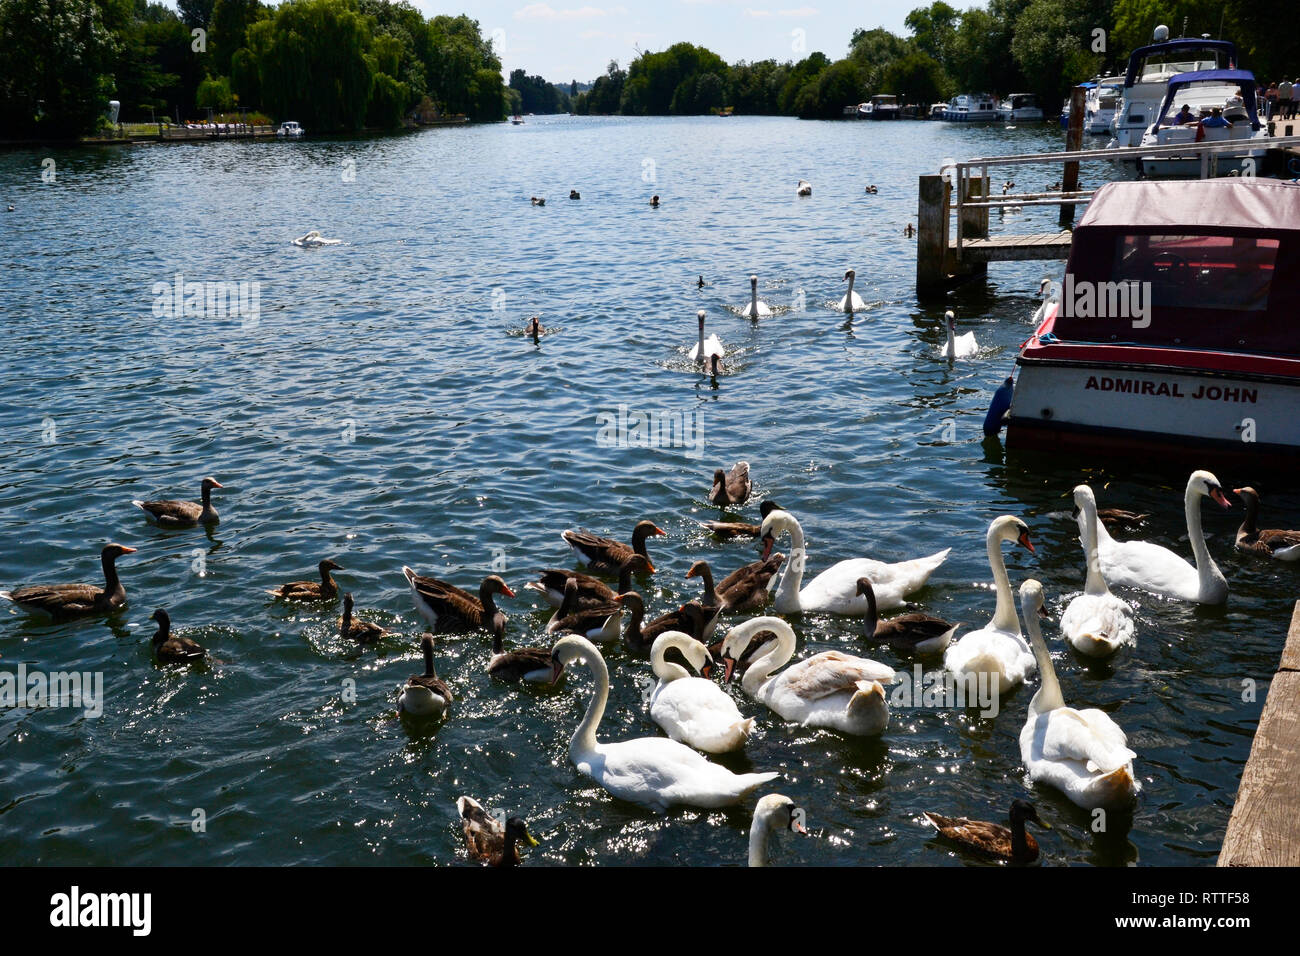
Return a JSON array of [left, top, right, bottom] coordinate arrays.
[[1004, 178, 1300, 467]]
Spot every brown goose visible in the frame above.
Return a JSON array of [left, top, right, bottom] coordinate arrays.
[[488, 619, 554, 683], [151, 608, 206, 663], [857, 577, 959, 656], [714, 553, 785, 612], [525, 316, 541, 344], [700, 499, 782, 539], [397, 635, 454, 717], [710, 462, 751, 505], [268, 559, 342, 602], [525, 554, 653, 609], [1073, 504, 1149, 532], [133, 477, 223, 527], [923, 799, 1047, 865], [2, 544, 136, 618], [402, 567, 514, 634], [562, 520, 665, 574], [620, 592, 718, 656], [456, 796, 539, 866], [1234, 487, 1300, 560], [545, 579, 624, 643], [338, 592, 387, 643]]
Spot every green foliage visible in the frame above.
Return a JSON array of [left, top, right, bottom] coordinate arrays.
[[509, 68, 569, 114], [195, 73, 234, 109]]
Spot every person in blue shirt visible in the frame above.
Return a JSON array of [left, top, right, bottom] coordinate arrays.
[[1173, 104, 1196, 124], [1201, 107, 1232, 128]]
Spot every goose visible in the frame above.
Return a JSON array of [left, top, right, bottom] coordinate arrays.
[[1087, 470, 1230, 603], [292, 230, 340, 247], [546, 579, 624, 643], [403, 567, 514, 633], [133, 477, 222, 527], [721, 617, 895, 736], [923, 799, 1047, 865], [569, 189, 581, 200], [796, 180, 812, 196], [857, 577, 959, 656], [1018, 580, 1139, 810], [150, 608, 205, 663], [268, 559, 342, 602], [1061, 486, 1135, 657], [709, 461, 751, 505], [455, 796, 539, 866], [943, 516, 1037, 694], [741, 275, 773, 318], [397, 635, 454, 717], [1000, 182, 1021, 212], [1233, 487, 1300, 560], [941, 310, 979, 359], [2, 544, 136, 619], [525, 316, 542, 344], [620, 591, 720, 655], [699, 499, 782, 539], [562, 521, 665, 574], [338, 592, 387, 644], [648, 631, 754, 753], [864, 185, 878, 194], [708, 353, 724, 376], [525, 555, 653, 609], [697, 275, 705, 288], [487, 621, 554, 683], [759, 509, 950, 615], [836, 269, 867, 313], [1092, 508, 1150, 532], [549, 635, 779, 810], [689, 310, 725, 366], [749, 794, 806, 867], [706, 553, 785, 613]]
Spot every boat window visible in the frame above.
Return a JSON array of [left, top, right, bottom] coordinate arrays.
[[1127, 112, 1144, 124], [1114, 234, 1277, 312]]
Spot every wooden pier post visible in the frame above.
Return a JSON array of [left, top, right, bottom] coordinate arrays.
[[1060, 86, 1086, 230], [916, 173, 950, 299]]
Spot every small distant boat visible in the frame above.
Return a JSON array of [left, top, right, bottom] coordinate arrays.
[[717, 106, 734, 117], [996, 93, 1044, 123], [276, 121, 304, 139], [942, 94, 998, 122], [511, 115, 524, 125], [859, 95, 902, 120], [1085, 77, 1124, 135], [928, 102, 948, 120]]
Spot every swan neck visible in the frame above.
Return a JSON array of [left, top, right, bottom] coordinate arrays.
[[1184, 483, 1220, 587], [572, 647, 608, 755], [740, 620, 794, 696], [748, 815, 773, 867], [651, 634, 694, 682], [1080, 497, 1109, 596], [944, 322, 955, 359], [1025, 614, 1064, 712], [988, 532, 1019, 634]]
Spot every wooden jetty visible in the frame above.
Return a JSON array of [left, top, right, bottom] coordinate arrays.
[[1219, 601, 1300, 866]]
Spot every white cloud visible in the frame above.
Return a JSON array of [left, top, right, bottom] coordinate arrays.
[[514, 4, 612, 19]]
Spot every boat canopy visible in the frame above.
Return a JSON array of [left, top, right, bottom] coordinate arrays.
[[1055, 181, 1300, 356], [1154, 69, 1260, 129], [1123, 38, 1237, 86]]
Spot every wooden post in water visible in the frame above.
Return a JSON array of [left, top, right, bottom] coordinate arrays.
[[916, 173, 950, 299], [1060, 86, 1086, 230], [958, 174, 989, 281]]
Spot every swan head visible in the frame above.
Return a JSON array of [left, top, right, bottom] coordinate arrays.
[[719, 616, 792, 680], [1038, 277, 1052, 295], [697, 309, 706, 328], [1072, 484, 1096, 513], [843, 268, 856, 281], [758, 509, 794, 561], [944, 309, 956, 329], [989, 515, 1034, 554], [1018, 578, 1048, 626], [652, 630, 711, 675], [749, 274, 758, 287], [1190, 470, 1232, 509], [549, 633, 599, 683], [755, 794, 806, 834]]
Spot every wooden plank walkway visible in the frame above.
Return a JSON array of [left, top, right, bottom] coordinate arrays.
[[1218, 600, 1300, 866], [961, 231, 1074, 263]]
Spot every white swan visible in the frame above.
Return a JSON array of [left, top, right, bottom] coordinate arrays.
[[749, 793, 805, 866], [1030, 277, 1059, 325], [292, 230, 341, 247], [941, 310, 979, 359], [797, 180, 812, 196], [688, 308, 725, 365], [741, 274, 773, 318], [721, 617, 895, 736], [648, 631, 754, 753], [1019, 579, 1139, 810], [760, 509, 949, 614], [1088, 470, 1230, 604], [550, 635, 778, 810], [1061, 485, 1136, 657], [943, 516, 1037, 694], [836, 268, 866, 312]]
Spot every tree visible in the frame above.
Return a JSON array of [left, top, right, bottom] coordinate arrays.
[[882, 50, 948, 104], [210, 0, 263, 76], [905, 2, 959, 69], [177, 0, 213, 28]]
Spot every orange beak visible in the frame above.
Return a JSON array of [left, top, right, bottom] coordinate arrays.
[[1018, 531, 1035, 554], [1211, 488, 1231, 509]]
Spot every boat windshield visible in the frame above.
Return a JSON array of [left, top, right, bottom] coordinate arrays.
[[1113, 234, 1277, 313]]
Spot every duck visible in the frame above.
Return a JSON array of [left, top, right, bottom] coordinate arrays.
[[903, 222, 915, 238], [133, 477, 223, 527], [268, 559, 343, 602], [487, 621, 554, 683], [620, 591, 720, 655], [530, 196, 546, 206], [708, 353, 724, 376], [1088, 470, 1230, 603], [150, 608, 205, 663], [943, 516, 1037, 694], [568, 189, 580, 200], [403, 567, 514, 633], [647, 631, 754, 753], [1000, 181, 1021, 212], [864, 184, 878, 194], [703, 553, 785, 613], [546, 579, 624, 643], [2, 544, 136, 619], [562, 520, 665, 575], [697, 275, 705, 288], [741, 274, 774, 318], [1233, 487, 1300, 560], [1061, 486, 1135, 657], [709, 461, 751, 505], [455, 796, 539, 866], [836, 268, 867, 313], [649, 195, 660, 207], [923, 799, 1047, 864], [525, 316, 542, 344], [857, 577, 959, 656], [292, 230, 341, 247], [699, 499, 782, 539], [759, 508, 950, 614], [749, 794, 806, 867], [549, 634, 779, 810], [338, 592, 387, 644], [796, 179, 812, 196], [941, 309, 979, 359], [689, 309, 725, 366], [1092, 507, 1150, 532], [721, 617, 895, 736], [397, 635, 454, 717], [1018, 580, 1139, 810], [525, 555, 653, 609]]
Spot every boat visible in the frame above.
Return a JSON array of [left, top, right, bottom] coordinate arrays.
[[276, 121, 304, 139], [942, 93, 999, 122], [1110, 24, 1238, 148], [1004, 179, 1300, 468], [997, 93, 1044, 123], [511, 115, 524, 125], [1138, 69, 1266, 177], [929, 102, 949, 120], [1085, 77, 1124, 134], [859, 94, 901, 120]]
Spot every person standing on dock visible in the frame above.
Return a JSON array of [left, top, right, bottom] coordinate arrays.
[[1292, 80, 1300, 119], [1266, 82, 1279, 119], [1278, 79, 1293, 120]]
